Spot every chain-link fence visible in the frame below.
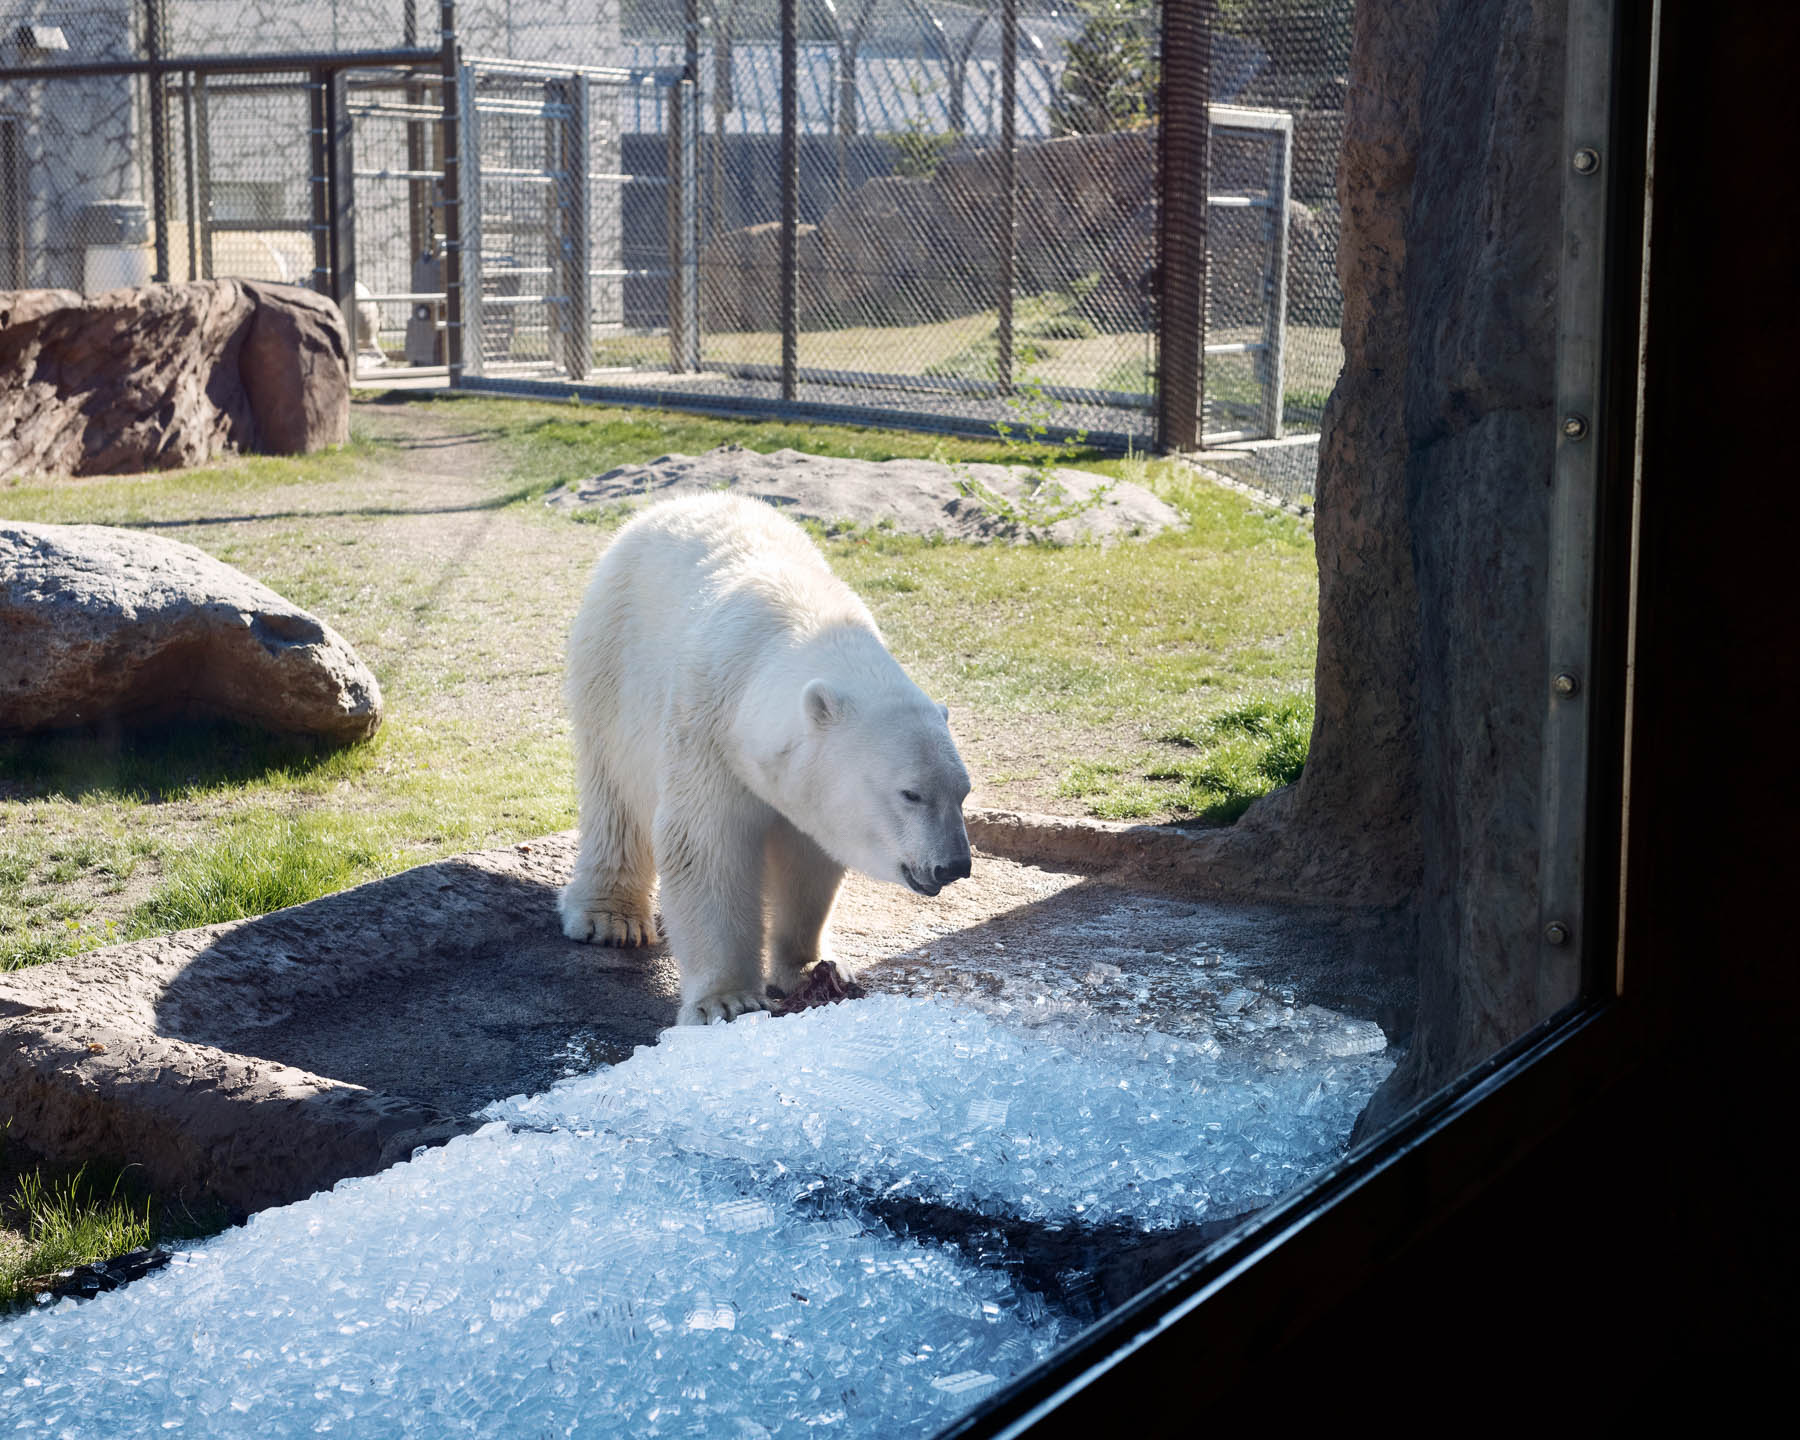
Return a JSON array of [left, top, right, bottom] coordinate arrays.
[[1, 0, 1353, 470]]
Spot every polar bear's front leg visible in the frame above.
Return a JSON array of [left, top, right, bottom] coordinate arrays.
[[765, 817, 848, 997], [560, 758, 659, 947], [654, 785, 772, 1026]]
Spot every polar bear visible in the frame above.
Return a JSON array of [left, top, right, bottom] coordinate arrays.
[[559, 492, 973, 1025]]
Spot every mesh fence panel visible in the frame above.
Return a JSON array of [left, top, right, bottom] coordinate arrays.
[[0, 0, 1354, 464], [165, 0, 412, 55], [1, 5, 144, 291], [196, 74, 315, 284]]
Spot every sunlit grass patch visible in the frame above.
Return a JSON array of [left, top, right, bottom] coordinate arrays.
[[128, 812, 398, 935], [1059, 693, 1315, 823], [0, 1126, 234, 1311], [1, 1164, 153, 1307]]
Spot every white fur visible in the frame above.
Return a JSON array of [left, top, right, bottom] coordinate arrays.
[[559, 493, 972, 1025]]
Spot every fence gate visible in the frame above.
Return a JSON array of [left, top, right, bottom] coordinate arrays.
[[456, 58, 693, 386], [334, 67, 452, 380]]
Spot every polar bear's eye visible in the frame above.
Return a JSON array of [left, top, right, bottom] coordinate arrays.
[[900, 789, 923, 804]]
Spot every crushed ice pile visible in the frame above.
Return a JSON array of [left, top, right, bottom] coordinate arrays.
[[0, 995, 1389, 1437], [488, 993, 1390, 1229]]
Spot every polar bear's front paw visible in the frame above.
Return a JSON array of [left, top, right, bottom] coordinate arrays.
[[560, 893, 658, 946], [679, 989, 772, 1026]]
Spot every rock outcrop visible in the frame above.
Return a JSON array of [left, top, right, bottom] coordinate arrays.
[[0, 280, 350, 477], [0, 521, 381, 743], [1207, 0, 1567, 1127]]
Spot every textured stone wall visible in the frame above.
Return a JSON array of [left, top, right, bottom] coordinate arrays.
[[1224, 0, 1568, 1126]]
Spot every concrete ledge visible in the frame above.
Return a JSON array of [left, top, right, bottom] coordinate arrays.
[[0, 813, 1413, 1218]]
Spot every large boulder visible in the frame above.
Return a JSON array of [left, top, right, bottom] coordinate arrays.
[[235, 281, 353, 455], [0, 521, 382, 743], [0, 280, 350, 477]]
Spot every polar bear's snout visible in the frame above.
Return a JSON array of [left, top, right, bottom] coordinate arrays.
[[899, 813, 973, 896], [901, 850, 972, 897]]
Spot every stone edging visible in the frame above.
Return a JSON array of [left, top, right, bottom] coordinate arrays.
[[0, 812, 1288, 1218]]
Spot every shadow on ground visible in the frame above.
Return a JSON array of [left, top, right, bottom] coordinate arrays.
[[0, 719, 353, 804]]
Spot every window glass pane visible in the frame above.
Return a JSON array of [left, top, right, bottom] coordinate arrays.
[[0, 0, 1612, 1433]]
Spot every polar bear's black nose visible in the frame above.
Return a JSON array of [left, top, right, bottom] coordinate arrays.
[[933, 854, 972, 886]]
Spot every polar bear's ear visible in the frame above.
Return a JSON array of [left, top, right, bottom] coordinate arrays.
[[802, 679, 844, 729]]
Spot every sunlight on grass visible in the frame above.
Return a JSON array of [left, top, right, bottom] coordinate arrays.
[[128, 813, 397, 934], [1, 1165, 153, 1308], [1059, 693, 1316, 822], [0, 1124, 235, 1310]]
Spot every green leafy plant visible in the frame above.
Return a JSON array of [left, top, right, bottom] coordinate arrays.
[[1051, 0, 1159, 137], [888, 119, 960, 179], [944, 377, 1115, 540]]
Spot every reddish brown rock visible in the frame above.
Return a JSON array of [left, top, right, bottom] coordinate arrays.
[[0, 279, 350, 477], [236, 281, 353, 454], [0, 282, 256, 476]]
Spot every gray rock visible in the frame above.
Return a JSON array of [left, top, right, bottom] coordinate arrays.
[[0, 521, 382, 742], [544, 445, 1182, 544], [0, 279, 351, 477]]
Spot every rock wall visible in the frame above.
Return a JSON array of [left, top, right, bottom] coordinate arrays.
[[1228, 0, 1566, 1126], [0, 280, 350, 477], [1386, 0, 1567, 1119]]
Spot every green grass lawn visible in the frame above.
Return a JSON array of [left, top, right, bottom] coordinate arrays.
[[1, 394, 1316, 977]]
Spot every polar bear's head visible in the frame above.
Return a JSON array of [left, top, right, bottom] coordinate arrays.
[[792, 679, 973, 894]]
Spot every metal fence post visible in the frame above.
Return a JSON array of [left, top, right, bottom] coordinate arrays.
[[144, 0, 171, 283], [997, 0, 1016, 396], [440, 0, 465, 384], [779, 0, 798, 402], [1156, 0, 1213, 453], [309, 68, 331, 296], [1258, 116, 1292, 440], [455, 60, 481, 377], [192, 74, 213, 278], [326, 69, 356, 328], [558, 73, 591, 381], [665, 79, 701, 373], [177, 72, 196, 280]]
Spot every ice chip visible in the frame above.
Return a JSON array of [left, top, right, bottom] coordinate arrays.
[[966, 1097, 1011, 1128], [714, 1199, 777, 1233], [930, 1371, 1001, 1401]]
